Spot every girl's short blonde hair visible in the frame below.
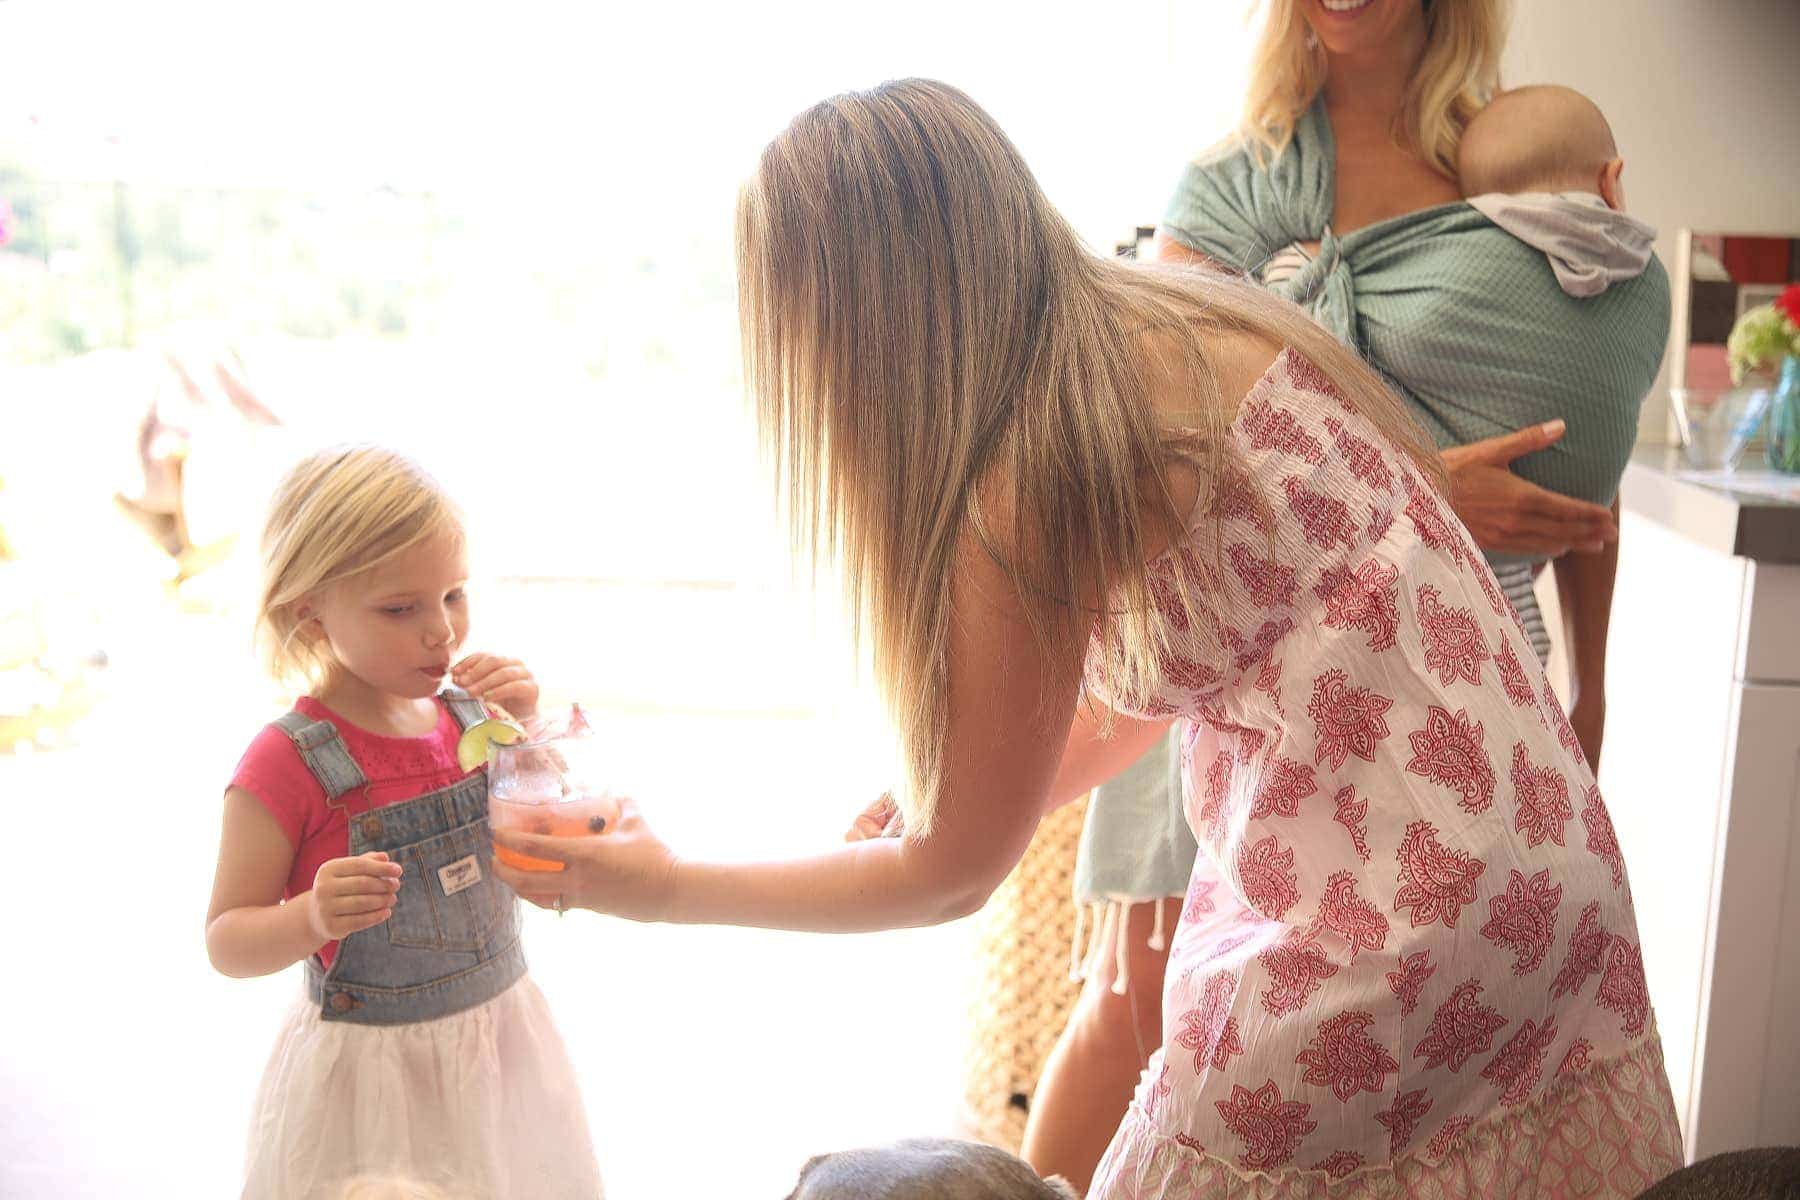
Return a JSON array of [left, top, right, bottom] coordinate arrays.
[[1241, 0, 1507, 179], [256, 444, 463, 687]]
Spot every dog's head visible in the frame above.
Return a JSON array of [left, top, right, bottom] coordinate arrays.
[[785, 1138, 1079, 1200]]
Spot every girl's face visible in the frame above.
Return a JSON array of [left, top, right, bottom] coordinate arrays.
[[307, 532, 472, 701], [1300, 0, 1427, 60]]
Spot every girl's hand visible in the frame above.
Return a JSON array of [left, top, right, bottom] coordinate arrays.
[[451, 652, 540, 721], [845, 792, 903, 841], [306, 852, 403, 942], [490, 797, 681, 923]]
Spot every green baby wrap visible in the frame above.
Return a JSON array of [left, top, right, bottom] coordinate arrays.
[[1160, 97, 1671, 568]]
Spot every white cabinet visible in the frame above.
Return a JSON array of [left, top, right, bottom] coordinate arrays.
[[1607, 459, 1800, 1161]]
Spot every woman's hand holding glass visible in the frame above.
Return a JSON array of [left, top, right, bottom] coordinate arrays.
[[490, 796, 681, 922]]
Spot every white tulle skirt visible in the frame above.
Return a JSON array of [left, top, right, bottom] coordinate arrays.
[[243, 976, 602, 1200]]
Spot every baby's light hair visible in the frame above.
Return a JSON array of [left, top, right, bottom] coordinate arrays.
[[1459, 84, 1618, 197], [256, 443, 463, 688]]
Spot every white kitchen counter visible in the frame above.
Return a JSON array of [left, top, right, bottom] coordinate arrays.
[[1607, 448, 1800, 1160]]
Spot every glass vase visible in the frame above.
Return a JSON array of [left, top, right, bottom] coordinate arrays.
[[1768, 355, 1800, 474]]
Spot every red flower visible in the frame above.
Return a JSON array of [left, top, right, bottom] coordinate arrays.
[[1247, 754, 1319, 820], [1242, 396, 1327, 464], [1402, 474, 1464, 564], [1214, 1079, 1319, 1170], [1427, 1116, 1474, 1159], [1414, 978, 1509, 1072], [1144, 1062, 1173, 1119], [1550, 900, 1611, 1001], [1406, 705, 1497, 815], [1311, 1150, 1363, 1180], [1494, 639, 1537, 708], [1257, 926, 1339, 1015], [1232, 616, 1297, 674], [1229, 542, 1299, 609], [1374, 1087, 1434, 1157], [1146, 561, 1192, 634], [1307, 668, 1394, 770], [1776, 283, 1800, 329], [1284, 476, 1360, 551], [1386, 950, 1437, 1017], [1315, 558, 1402, 653], [1582, 785, 1626, 889], [1543, 679, 1585, 766], [1325, 416, 1397, 494], [1209, 466, 1277, 533], [1285, 350, 1353, 410], [1510, 742, 1574, 849], [1557, 1038, 1595, 1078], [1367, 505, 1396, 543], [1160, 650, 1222, 694], [1394, 818, 1486, 929], [1296, 1009, 1400, 1101], [1481, 1015, 1559, 1107], [1333, 785, 1372, 862], [1200, 704, 1268, 766], [1237, 833, 1302, 920], [1317, 870, 1389, 960], [1480, 867, 1564, 975], [1198, 750, 1234, 845], [1253, 654, 1286, 717], [1183, 877, 1219, 924], [1417, 584, 1491, 688], [1175, 971, 1245, 1074], [1597, 936, 1651, 1038]]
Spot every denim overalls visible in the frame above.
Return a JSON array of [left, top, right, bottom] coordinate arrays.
[[270, 689, 524, 1025]]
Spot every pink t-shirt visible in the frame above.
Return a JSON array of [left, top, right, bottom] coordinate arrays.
[[229, 695, 473, 969]]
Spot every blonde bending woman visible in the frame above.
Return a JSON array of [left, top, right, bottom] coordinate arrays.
[[493, 79, 1681, 1197]]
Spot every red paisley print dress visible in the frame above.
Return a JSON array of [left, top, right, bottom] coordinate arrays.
[[1085, 350, 1682, 1199]]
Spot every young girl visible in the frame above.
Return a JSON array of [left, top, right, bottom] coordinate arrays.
[[205, 444, 602, 1199]]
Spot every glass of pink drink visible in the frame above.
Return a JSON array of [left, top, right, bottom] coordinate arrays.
[[487, 711, 620, 873]]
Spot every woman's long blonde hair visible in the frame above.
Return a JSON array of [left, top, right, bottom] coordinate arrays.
[[737, 79, 1441, 833], [256, 444, 464, 688], [1241, 0, 1506, 178]]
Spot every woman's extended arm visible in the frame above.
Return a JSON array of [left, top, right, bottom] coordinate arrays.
[[847, 694, 1171, 841], [491, 538, 1092, 934]]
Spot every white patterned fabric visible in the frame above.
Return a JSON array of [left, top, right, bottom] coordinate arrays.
[[1083, 349, 1680, 1197]]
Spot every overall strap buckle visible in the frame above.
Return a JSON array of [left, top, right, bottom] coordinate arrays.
[[439, 686, 489, 735], [269, 710, 372, 814]]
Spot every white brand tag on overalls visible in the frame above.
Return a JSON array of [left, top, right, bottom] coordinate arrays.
[[438, 854, 483, 896]]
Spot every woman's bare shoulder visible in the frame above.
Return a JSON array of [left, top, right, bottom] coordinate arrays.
[[1140, 325, 1286, 429]]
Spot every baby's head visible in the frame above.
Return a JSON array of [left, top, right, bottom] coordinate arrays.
[[785, 1138, 1077, 1200], [1459, 85, 1626, 211], [257, 443, 465, 690]]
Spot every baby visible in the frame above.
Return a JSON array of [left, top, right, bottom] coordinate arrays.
[[1456, 83, 1666, 765], [785, 1138, 1077, 1200], [1458, 84, 1658, 298]]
